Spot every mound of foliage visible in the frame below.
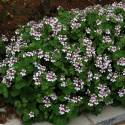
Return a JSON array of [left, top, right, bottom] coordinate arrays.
[[0, 2, 125, 125]]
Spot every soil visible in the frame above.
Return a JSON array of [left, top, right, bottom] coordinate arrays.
[[0, 0, 120, 37], [0, 0, 43, 37]]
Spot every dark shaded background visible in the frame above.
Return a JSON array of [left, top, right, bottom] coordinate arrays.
[[0, 0, 121, 36]]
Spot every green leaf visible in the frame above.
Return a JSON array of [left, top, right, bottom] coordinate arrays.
[[86, 12, 99, 27], [96, 42, 108, 55], [15, 100, 21, 108], [0, 84, 8, 98], [11, 88, 20, 97], [53, 117, 67, 125], [36, 94, 42, 103], [113, 50, 125, 59], [23, 113, 30, 122], [116, 36, 125, 48], [15, 77, 26, 89], [58, 8, 71, 25]]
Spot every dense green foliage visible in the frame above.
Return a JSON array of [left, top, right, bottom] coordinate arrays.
[[0, 2, 125, 125]]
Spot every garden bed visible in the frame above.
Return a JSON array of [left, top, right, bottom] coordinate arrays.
[[0, 1, 125, 125]]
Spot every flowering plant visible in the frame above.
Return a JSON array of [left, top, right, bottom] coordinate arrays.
[[0, 2, 125, 125]]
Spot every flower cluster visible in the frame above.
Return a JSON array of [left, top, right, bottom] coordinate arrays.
[[64, 95, 83, 103], [2, 67, 16, 87], [46, 71, 57, 82], [28, 21, 43, 40], [108, 45, 119, 52], [118, 89, 125, 97], [42, 93, 57, 108], [20, 69, 27, 77], [70, 17, 81, 29], [22, 49, 55, 63], [6, 36, 27, 56], [42, 96, 51, 108], [83, 37, 96, 62], [95, 55, 111, 73], [44, 17, 63, 36], [117, 57, 125, 66], [59, 104, 70, 115], [123, 69, 125, 76], [97, 84, 111, 98], [107, 72, 118, 82], [33, 63, 46, 85], [28, 111, 35, 118], [115, 25, 121, 36], [102, 36, 113, 44], [88, 94, 99, 107], [60, 75, 69, 87], [65, 49, 83, 73], [87, 71, 102, 82], [73, 78, 84, 91], [33, 71, 42, 85]]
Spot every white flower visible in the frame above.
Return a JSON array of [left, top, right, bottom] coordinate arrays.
[[60, 75, 65, 81], [2, 67, 16, 87], [29, 21, 43, 40], [8, 57, 18, 67], [44, 52, 50, 61], [105, 29, 110, 35], [93, 73, 101, 80], [70, 96, 83, 103], [23, 52, 35, 58], [94, 29, 102, 34], [34, 81, 41, 86], [96, 19, 102, 25], [46, 71, 57, 82], [108, 46, 118, 52], [73, 78, 84, 91], [123, 69, 125, 76], [43, 17, 63, 36], [20, 69, 26, 76], [88, 71, 93, 81], [15, 29, 20, 35], [43, 96, 51, 108], [97, 84, 110, 98], [88, 94, 99, 107], [118, 89, 125, 97], [37, 49, 44, 59], [2, 35, 8, 41], [83, 37, 95, 60], [33, 71, 42, 85], [70, 17, 81, 29], [95, 55, 111, 73], [59, 104, 70, 115], [35, 63, 46, 73], [50, 93, 57, 100], [117, 57, 125, 66], [86, 28, 91, 34], [102, 36, 113, 44], [58, 35, 68, 43], [116, 14, 123, 22], [29, 111, 35, 118]]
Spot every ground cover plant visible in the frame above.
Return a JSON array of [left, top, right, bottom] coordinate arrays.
[[0, 2, 125, 125]]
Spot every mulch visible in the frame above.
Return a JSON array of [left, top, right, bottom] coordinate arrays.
[[0, 0, 120, 37], [0, 0, 43, 37]]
